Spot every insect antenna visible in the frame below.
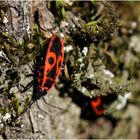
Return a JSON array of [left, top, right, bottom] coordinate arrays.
[[42, 96, 66, 111]]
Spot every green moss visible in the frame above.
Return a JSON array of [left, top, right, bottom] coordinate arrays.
[[3, 42, 16, 65], [86, 21, 100, 34], [10, 92, 21, 115]]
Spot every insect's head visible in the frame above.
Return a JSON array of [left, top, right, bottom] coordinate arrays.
[[32, 88, 48, 100], [40, 88, 48, 96]]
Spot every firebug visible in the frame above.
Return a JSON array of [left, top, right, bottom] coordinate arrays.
[[33, 33, 64, 99], [91, 96, 104, 115], [14, 33, 64, 120]]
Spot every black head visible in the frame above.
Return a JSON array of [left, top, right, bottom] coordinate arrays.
[[32, 79, 48, 100]]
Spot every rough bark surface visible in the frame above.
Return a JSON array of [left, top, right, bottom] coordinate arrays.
[[1, 0, 80, 139]]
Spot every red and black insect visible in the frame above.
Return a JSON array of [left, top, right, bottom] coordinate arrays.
[[91, 96, 104, 115], [32, 33, 64, 100], [14, 34, 64, 119]]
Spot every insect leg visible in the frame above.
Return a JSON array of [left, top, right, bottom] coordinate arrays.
[[20, 80, 34, 93], [36, 100, 49, 115], [12, 100, 35, 121], [42, 96, 66, 111]]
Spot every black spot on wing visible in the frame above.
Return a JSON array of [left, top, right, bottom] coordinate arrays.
[[48, 57, 54, 65]]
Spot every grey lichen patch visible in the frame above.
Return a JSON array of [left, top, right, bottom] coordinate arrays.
[[64, 38, 133, 98], [0, 112, 11, 124], [72, 60, 132, 98]]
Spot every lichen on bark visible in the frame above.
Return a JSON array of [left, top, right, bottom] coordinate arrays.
[[0, 1, 138, 139]]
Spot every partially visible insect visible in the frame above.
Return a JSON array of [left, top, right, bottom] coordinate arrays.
[[13, 34, 64, 120], [91, 96, 104, 115]]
